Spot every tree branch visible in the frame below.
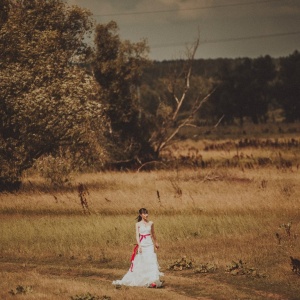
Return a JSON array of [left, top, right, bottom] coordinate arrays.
[[171, 37, 200, 121]]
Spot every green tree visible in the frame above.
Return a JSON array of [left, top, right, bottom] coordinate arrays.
[[92, 21, 154, 165], [277, 50, 300, 122], [247, 55, 276, 123], [210, 58, 250, 125], [0, 0, 107, 190], [211, 56, 275, 125]]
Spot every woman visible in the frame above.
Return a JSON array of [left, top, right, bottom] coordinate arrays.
[[112, 208, 163, 288]]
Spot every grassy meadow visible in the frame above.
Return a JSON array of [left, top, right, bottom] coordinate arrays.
[[1, 126, 300, 299]]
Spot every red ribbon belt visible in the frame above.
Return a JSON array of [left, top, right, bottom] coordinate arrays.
[[130, 234, 151, 271]]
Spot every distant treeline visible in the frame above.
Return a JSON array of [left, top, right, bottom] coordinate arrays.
[[140, 50, 300, 124]]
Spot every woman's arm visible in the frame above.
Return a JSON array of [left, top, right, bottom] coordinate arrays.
[[151, 222, 159, 249], [136, 222, 142, 252]]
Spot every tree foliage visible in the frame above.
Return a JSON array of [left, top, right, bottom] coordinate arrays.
[[1, 0, 298, 188], [0, 0, 107, 190], [142, 53, 300, 125], [92, 21, 154, 164], [92, 24, 215, 166], [210, 56, 276, 125], [277, 50, 300, 122]]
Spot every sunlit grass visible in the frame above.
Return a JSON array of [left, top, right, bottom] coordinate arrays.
[[1, 165, 300, 298]]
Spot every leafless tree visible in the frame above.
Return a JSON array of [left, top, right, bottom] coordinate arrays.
[[148, 36, 220, 157]]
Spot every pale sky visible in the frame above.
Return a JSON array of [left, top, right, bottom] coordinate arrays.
[[67, 0, 300, 61]]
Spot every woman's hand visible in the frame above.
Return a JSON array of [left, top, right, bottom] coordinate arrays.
[[138, 246, 142, 253], [155, 242, 159, 250]]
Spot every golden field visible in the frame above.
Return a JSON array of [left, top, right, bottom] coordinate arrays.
[[1, 137, 300, 299]]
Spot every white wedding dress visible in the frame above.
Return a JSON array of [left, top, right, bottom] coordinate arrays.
[[112, 221, 163, 287]]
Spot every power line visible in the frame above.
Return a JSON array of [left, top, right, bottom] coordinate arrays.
[[151, 30, 300, 49], [204, 31, 300, 44], [93, 0, 282, 18]]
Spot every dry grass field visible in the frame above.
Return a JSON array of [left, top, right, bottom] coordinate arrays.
[[1, 136, 300, 299]]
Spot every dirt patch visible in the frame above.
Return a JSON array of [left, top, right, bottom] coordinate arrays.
[[0, 261, 293, 300]]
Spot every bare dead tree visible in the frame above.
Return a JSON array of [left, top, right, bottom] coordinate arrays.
[[148, 35, 221, 157]]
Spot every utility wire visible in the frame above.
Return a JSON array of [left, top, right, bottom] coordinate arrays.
[[93, 0, 282, 18], [150, 31, 300, 49], [87, 0, 299, 53]]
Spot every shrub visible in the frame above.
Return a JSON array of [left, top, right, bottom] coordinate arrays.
[[34, 154, 73, 187]]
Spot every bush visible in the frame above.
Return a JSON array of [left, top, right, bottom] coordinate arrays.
[[34, 154, 73, 187]]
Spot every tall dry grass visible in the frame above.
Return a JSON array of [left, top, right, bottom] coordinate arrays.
[[1, 150, 300, 298], [1, 168, 299, 261]]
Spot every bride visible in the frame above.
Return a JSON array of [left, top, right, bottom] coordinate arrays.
[[112, 208, 163, 288]]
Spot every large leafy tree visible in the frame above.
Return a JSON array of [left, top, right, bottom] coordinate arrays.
[[93, 21, 154, 165], [0, 0, 107, 190]]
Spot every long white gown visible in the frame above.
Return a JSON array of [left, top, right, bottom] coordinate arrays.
[[112, 221, 163, 287]]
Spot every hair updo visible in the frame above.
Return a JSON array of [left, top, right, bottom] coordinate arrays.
[[136, 208, 148, 222]]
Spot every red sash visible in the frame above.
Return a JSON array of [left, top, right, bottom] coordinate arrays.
[[130, 234, 151, 272]]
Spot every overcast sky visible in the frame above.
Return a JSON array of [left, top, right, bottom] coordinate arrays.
[[67, 0, 300, 61]]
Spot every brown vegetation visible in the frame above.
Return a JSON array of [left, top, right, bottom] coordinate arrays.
[[0, 134, 300, 299]]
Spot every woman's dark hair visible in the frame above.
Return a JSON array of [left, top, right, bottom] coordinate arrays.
[[136, 208, 148, 222]]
